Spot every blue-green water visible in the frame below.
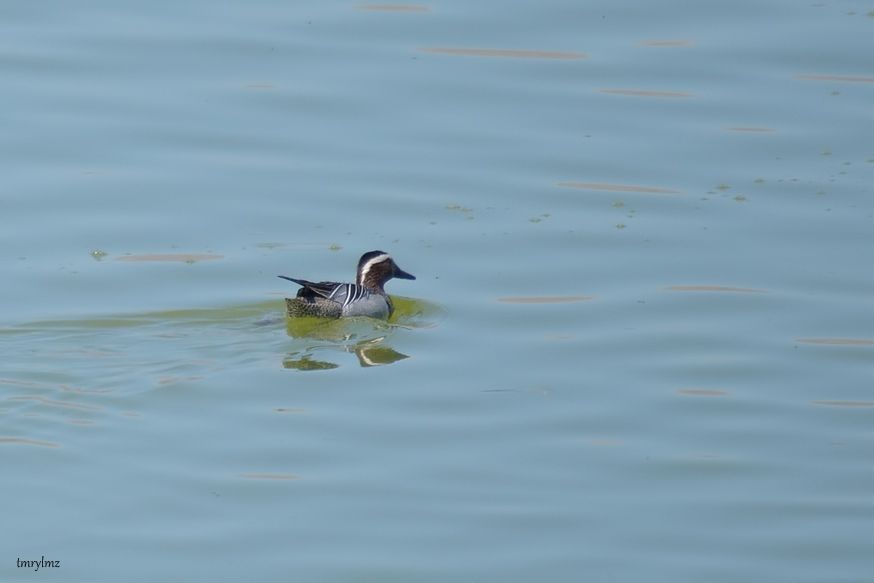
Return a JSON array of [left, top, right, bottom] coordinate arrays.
[[3, 1, 874, 581]]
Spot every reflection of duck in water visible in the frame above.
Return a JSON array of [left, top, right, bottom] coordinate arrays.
[[278, 251, 415, 319], [283, 339, 409, 370]]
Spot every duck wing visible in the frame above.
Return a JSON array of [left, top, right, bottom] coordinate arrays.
[[278, 276, 349, 301], [278, 276, 338, 299]]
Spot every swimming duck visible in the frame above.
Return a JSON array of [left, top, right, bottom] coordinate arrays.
[[279, 251, 415, 319]]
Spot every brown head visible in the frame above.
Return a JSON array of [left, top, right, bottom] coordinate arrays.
[[356, 251, 416, 291]]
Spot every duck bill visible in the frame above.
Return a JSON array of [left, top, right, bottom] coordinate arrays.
[[393, 266, 416, 280]]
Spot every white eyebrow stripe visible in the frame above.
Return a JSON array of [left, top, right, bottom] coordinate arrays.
[[358, 254, 391, 282]]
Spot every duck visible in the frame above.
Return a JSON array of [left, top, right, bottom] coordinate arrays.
[[279, 250, 415, 319]]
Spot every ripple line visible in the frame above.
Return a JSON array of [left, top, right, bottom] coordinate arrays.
[[598, 88, 692, 98], [557, 181, 680, 194], [640, 39, 693, 47], [797, 338, 874, 346], [498, 295, 594, 304], [796, 74, 874, 83], [666, 285, 766, 293], [116, 254, 223, 263], [239, 473, 299, 481], [420, 47, 585, 60], [9, 396, 102, 412], [813, 400, 874, 408], [726, 127, 776, 133], [677, 389, 728, 397], [357, 3, 430, 11], [0, 436, 61, 448]]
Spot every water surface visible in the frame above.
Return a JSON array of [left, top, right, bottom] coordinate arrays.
[[3, 1, 874, 581]]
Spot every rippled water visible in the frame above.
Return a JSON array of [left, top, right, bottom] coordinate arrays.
[[3, 1, 874, 581]]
